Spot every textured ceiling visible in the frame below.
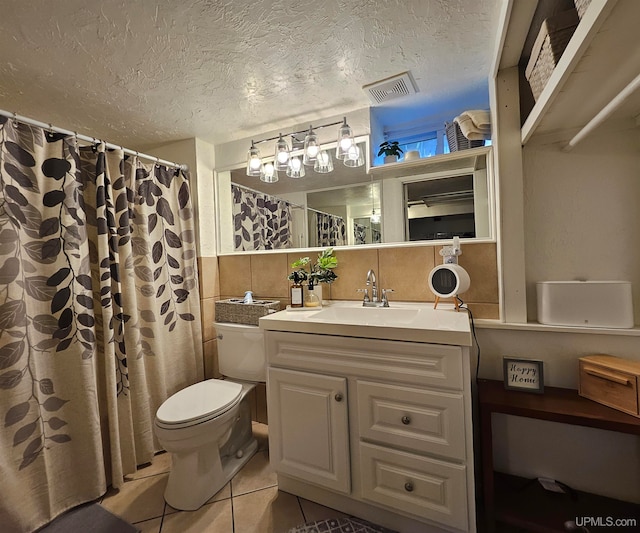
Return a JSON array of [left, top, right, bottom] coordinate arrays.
[[0, 0, 502, 150]]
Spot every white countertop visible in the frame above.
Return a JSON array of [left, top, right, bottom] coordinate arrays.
[[259, 300, 472, 346]]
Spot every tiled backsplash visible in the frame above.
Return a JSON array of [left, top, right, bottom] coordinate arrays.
[[198, 242, 499, 424], [217, 242, 499, 318]]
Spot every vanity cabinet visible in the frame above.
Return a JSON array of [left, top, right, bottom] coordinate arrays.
[[265, 330, 476, 533]]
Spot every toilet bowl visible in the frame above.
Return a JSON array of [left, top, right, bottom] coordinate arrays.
[[154, 322, 266, 511]]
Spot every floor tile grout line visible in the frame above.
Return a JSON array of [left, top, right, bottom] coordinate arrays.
[[296, 496, 307, 524], [231, 482, 278, 499]]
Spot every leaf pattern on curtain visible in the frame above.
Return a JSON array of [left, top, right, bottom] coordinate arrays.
[[354, 222, 367, 245], [0, 118, 203, 532], [232, 184, 292, 250], [315, 212, 346, 247]]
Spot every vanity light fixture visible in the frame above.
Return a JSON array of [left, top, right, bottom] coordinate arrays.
[[314, 149, 334, 173], [260, 162, 278, 183], [336, 117, 355, 160], [246, 141, 262, 177], [274, 134, 290, 171], [245, 117, 364, 180], [302, 125, 319, 166], [344, 144, 365, 167], [286, 156, 305, 179]]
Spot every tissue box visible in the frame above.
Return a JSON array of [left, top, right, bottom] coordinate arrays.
[[579, 355, 640, 417], [215, 299, 280, 326], [536, 281, 634, 328]]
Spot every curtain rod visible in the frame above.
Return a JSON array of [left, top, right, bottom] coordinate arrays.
[[0, 109, 188, 171], [307, 206, 344, 220], [230, 182, 340, 219], [231, 182, 304, 210]]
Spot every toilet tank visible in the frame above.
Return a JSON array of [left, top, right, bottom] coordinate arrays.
[[215, 322, 266, 381]]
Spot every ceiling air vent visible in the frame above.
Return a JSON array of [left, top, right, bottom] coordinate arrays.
[[363, 72, 418, 105]]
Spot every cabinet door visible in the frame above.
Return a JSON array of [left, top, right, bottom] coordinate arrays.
[[268, 367, 350, 493]]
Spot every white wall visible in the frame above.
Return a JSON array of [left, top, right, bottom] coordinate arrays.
[[485, 110, 640, 503], [523, 125, 640, 322]]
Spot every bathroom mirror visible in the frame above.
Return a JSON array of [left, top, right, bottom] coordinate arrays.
[[216, 142, 493, 254]]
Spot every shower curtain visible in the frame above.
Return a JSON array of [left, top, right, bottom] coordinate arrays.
[[315, 212, 346, 247], [232, 184, 292, 251], [0, 119, 203, 532]]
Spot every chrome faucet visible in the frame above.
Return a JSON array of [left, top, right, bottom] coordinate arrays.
[[356, 270, 393, 307], [366, 269, 378, 304]]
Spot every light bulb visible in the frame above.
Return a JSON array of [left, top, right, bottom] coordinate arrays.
[[249, 156, 261, 170], [290, 158, 301, 171], [277, 151, 289, 164], [346, 145, 359, 160], [306, 144, 319, 158], [340, 137, 353, 150], [371, 211, 381, 224], [263, 162, 275, 177]]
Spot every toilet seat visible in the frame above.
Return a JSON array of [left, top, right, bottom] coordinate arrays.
[[156, 380, 243, 429]]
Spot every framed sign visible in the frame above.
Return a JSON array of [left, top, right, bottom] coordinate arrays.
[[503, 358, 544, 393]]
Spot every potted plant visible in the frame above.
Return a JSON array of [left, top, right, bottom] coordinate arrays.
[[288, 248, 338, 306], [378, 141, 403, 164]]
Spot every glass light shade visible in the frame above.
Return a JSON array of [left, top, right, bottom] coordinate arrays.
[[335, 117, 354, 160], [274, 134, 290, 171], [286, 156, 305, 178], [314, 150, 334, 173], [343, 144, 365, 167], [260, 162, 279, 183], [302, 127, 319, 166], [246, 142, 262, 177]]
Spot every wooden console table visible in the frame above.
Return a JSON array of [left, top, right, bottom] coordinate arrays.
[[478, 379, 640, 532]]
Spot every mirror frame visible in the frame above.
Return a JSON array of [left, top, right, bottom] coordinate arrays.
[[214, 144, 496, 256]]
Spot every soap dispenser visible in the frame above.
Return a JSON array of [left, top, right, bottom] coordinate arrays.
[[304, 280, 321, 308], [290, 272, 303, 308]]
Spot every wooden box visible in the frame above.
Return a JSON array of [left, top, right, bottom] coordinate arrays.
[[579, 355, 640, 417]]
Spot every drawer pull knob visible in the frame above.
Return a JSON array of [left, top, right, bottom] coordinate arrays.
[[404, 482, 414, 492], [334, 393, 343, 402], [401, 415, 411, 425]]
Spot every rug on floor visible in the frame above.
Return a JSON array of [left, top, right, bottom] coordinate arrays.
[[38, 502, 139, 533], [287, 517, 398, 533]]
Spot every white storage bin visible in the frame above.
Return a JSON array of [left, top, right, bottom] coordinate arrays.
[[536, 281, 634, 328]]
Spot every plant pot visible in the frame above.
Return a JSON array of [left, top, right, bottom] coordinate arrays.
[[384, 155, 398, 164]]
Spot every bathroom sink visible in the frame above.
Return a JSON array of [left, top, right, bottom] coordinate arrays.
[[259, 301, 472, 345], [308, 305, 421, 327]]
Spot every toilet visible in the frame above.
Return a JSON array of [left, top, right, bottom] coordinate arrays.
[[154, 322, 266, 511]]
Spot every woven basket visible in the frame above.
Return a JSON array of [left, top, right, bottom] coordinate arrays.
[[215, 299, 280, 326], [445, 122, 485, 152], [574, 0, 592, 19], [525, 9, 579, 100]]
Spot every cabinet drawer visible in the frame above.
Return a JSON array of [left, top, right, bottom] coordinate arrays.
[[579, 359, 640, 417], [360, 442, 468, 531], [357, 380, 466, 461]]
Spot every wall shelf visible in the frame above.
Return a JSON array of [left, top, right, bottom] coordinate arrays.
[[519, 0, 640, 145], [369, 145, 488, 180]]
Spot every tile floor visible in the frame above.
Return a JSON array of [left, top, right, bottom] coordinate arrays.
[[100, 423, 349, 533]]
